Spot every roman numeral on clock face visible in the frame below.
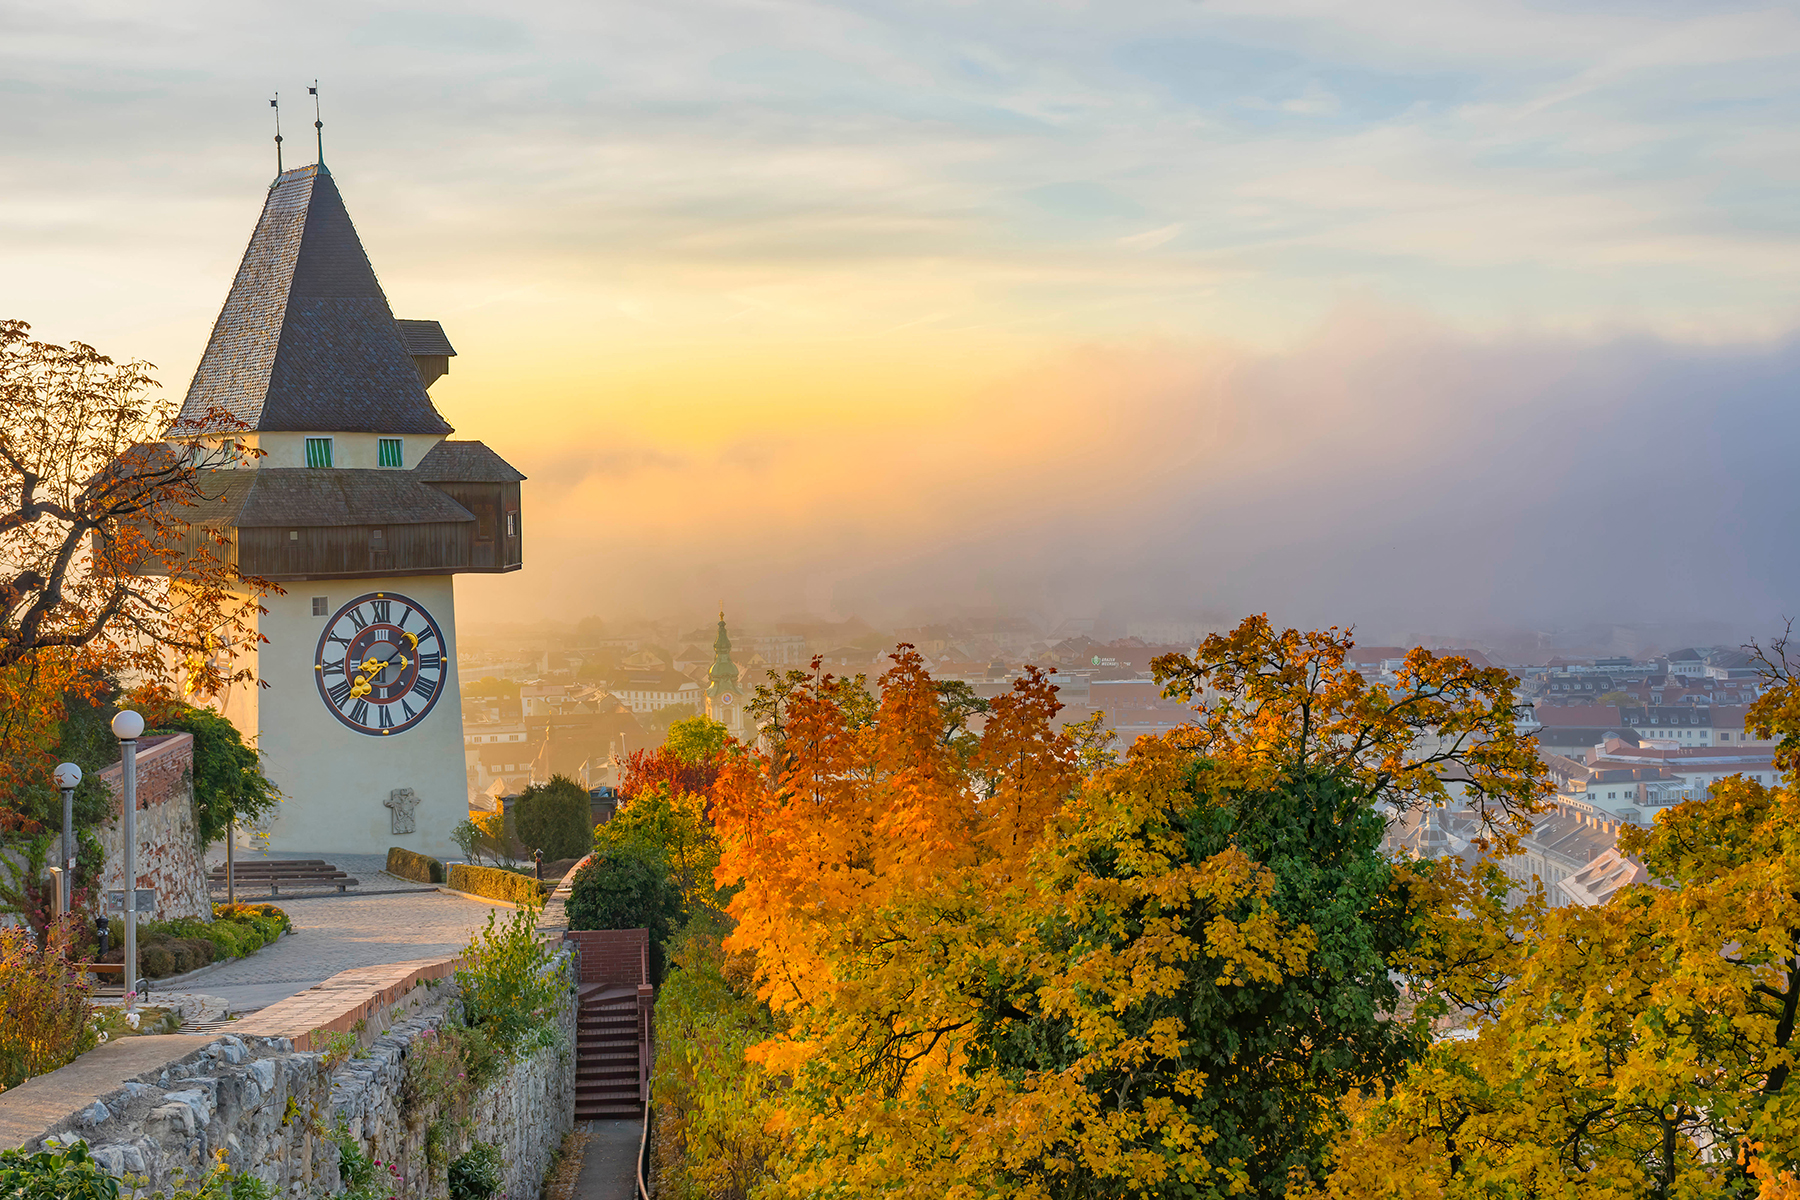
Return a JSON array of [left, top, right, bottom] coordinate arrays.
[[413, 675, 437, 701], [348, 698, 369, 726], [371, 599, 391, 624], [418, 651, 442, 672], [327, 680, 352, 706], [347, 607, 369, 632]]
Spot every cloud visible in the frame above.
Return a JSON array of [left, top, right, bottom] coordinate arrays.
[[457, 306, 1800, 641]]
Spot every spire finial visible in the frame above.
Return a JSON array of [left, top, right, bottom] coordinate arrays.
[[271, 93, 283, 175], [309, 80, 323, 165]]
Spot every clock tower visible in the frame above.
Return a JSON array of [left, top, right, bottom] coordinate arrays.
[[705, 613, 746, 738], [165, 162, 524, 857]]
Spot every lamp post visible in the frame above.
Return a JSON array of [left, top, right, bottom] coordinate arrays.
[[111, 710, 145, 1011], [52, 762, 81, 915]]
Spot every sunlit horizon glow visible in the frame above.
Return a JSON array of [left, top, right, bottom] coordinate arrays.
[[5, 1, 1800, 639]]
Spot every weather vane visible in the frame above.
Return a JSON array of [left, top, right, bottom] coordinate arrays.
[[309, 80, 324, 165], [270, 93, 283, 174]]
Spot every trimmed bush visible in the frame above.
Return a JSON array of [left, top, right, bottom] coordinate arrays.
[[447, 864, 550, 907], [387, 846, 446, 884]]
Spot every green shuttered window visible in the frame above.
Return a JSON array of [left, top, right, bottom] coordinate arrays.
[[378, 438, 403, 467], [305, 437, 333, 468]]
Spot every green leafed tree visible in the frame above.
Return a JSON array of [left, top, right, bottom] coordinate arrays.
[[566, 840, 682, 980], [664, 714, 729, 766], [146, 699, 280, 846], [510, 774, 592, 861]]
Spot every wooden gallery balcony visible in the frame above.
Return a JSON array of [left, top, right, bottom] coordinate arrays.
[[147, 440, 525, 583]]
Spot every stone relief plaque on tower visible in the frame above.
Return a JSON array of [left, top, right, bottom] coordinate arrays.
[[385, 788, 420, 835]]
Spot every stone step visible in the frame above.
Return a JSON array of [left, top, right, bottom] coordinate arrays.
[[576, 1103, 643, 1119], [578, 1068, 639, 1083]]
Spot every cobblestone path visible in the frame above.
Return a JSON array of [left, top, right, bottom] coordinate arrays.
[[182, 889, 511, 1014]]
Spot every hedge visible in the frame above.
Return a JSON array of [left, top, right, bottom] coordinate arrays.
[[387, 846, 446, 884], [447, 863, 551, 906]]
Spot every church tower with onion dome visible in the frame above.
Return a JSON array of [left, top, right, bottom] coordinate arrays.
[[705, 613, 746, 737], [157, 161, 526, 856]]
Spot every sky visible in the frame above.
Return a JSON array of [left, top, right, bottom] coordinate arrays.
[[4, 0, 1800, 643]]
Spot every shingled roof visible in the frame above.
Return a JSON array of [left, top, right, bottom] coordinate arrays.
[[396, 319, 456, 357], [175, 165, 454, 437], [413, 440, 526, 483], [181, 469, 475, 528]]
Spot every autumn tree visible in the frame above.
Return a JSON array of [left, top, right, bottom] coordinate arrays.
[[621, 745, 721, 803], [0, 319, 271, 821], [704, 622, 1546, 1198], [1304, 637, 1800, 1198]]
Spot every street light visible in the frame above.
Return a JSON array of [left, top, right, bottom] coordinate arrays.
[[111, 710, 145, 1012], [53, 762, 81, 915]]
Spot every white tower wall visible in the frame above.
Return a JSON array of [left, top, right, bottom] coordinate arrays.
[[251, 575, 466, 858]]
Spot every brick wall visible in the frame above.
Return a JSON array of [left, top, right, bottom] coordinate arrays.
[[563, 928, 648, 986], [95, 733, 211, 921]]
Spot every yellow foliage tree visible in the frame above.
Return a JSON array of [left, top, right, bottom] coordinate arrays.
[[1306, 648, 1800, 1198]]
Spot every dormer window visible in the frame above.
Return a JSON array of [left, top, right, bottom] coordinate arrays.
[[378, 438, 403, 468], [305, 437, 334, 468]]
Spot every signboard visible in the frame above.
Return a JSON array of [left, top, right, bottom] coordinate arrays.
[[105, 888, 156, 914]]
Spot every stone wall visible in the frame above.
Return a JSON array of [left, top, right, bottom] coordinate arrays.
[[95, 733, 212, 921], [11, 951, 578, 1200]]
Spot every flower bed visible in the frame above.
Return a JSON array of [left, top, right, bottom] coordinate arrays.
[[92, 902, 292, 979]]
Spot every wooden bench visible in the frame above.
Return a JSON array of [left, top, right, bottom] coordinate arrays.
[[208, 859, 359, 895]]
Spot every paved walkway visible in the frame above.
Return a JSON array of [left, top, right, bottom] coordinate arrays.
[[574, 1120, 640, 1200], [172, 888, 512, 1015], [0, 1035, 213, 1149]]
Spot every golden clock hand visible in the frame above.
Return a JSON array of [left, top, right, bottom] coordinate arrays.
[[402, 631, 418, 650], [350, 678, 372, 699]]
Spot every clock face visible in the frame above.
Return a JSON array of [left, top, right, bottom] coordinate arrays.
[[313, 591, 448, 736]]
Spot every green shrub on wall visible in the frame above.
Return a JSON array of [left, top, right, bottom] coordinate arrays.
[[448, 1141, 504, 1200], [447, 864, 549, 907], [386, 847, 446, 884]]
